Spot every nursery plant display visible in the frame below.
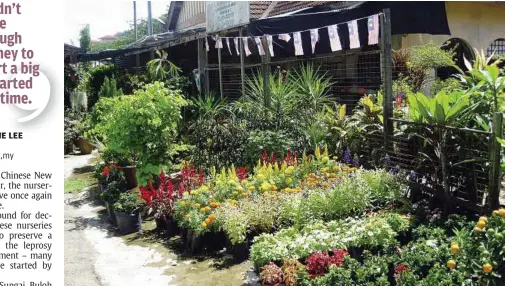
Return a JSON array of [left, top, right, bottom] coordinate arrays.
[[113, 191, 143, 235]]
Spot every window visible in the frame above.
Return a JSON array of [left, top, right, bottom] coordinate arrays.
[[487, 38, 505, 57]]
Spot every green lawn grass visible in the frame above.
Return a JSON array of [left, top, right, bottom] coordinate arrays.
[[65, 173, 96, 193]]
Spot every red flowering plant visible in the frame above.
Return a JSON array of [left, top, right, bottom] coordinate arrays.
[[305, 251, 331, 277], [261, 149, 298, 167], [260, 262, 283, 286], [394, 264, 410, 280], [305, 249, 349, 278], [140, 163, 205, 220]]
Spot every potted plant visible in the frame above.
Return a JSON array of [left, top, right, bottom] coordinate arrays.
[[75, 114, 94, 155], [113, 191, 143, 235], [98, 82, 189, 187], [260, 262, 284, 286], [101, 168, 128, 225]]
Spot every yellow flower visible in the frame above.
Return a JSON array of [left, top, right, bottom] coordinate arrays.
[[227, 179, 236, 185], [205, 218, 211, 224], [201, 222, 207, 228], [321, 156, 329, 163], [261, 182, 271, 192], [476, 220, 486, 229], [322, 167, 329, 173], [498, 208, 505, 217], [200, 208, 206, 213], [232, 191, 238, 195], [285, 177, 293, 185], [447, 260, 456, 270], [284, 166, 295, 175], [209, 214, 216, 220], [256, 174, 266, 181], [192, 190, 199, 195], [479, 216, 488, 223], [332, 166, 339, 172], [236, 186, 244, 192], [474, 226, 483, 233], [271, 185, 278, 191], [183, 191, 190, 197], [483, 263, 493, 273], [450, 243, 460, 255], [248, 185, 256, 191], [194, 203, 201, 208]]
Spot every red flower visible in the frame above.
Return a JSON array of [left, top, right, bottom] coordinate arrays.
[[102, 167, 110, 177], [329, 249, 348, 267], [394, 264, 410, 280], [236, 167, 247, 181]]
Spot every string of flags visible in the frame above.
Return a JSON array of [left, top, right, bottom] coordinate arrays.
[[206, 14, 380, 57]]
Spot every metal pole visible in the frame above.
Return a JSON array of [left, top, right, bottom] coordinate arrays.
[[239, 28, 245, 97], [262, 36, 271, 108], [218, 37, 223, 98], [381, 9, 393, 144], [147, 1, 153, 36], [133, 1, 137, 40], [487, 112, 503, 210]]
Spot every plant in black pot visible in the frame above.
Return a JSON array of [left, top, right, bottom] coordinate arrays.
[[113, 191, 143, 235], [101, 168, 127, 225]]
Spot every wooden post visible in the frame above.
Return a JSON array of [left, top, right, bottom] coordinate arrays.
[[218, 36, 223, 98], [239, 28, 245, 97], [261, 36, 271, 108], [487, 112, 503, 210], [197, 38, 207, 94], [381, 9, 393, 146]]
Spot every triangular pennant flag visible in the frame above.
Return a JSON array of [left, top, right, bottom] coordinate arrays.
[[225, 38, 232, 55], [255, 37, 265, 56], [278, 33, 291, 42], [327, 25, 342, 52], [293, 32, 303, 56], [368, 14, 379, 45], [266, 35, 274, 57], [242, 38, 251, 57], [205, 37, 209, 52], [215, 37, 223, 49], [310, 29, 319, 54], [348, 20, 360, 49], [234, 38, 240, 55]]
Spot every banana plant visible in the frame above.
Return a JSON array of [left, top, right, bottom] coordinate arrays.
[[408, 90, 479, 215]]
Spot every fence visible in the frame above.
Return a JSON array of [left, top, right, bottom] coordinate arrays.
[[203, 9, 503, 211]]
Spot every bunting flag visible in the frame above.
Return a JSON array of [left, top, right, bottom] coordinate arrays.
[[293, 32, 303, 56], [368, 14, 379, 45], [348, 20, 360, 49], [242, 37, 251, 57], [327, 25, 342, 52], [234, 37, 240, 55], [205, 37, 209, 52], [225, 38, 232, 55], [310, 28, 319, 54], [266, 35, 274, 57], [215, 37, 223, 49], [255, 37, 265, 56], [278, 33, 291, 42]]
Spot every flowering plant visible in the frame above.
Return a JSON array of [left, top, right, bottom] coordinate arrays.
[[260, 262, 283, 285]]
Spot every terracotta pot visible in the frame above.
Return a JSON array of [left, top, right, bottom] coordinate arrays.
[[120, 166, 138, 189], [76, 138, 94, 154]]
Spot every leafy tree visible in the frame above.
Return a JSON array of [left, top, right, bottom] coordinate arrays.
[[91, 18, 166, 52]]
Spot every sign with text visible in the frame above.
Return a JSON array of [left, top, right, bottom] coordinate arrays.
[[206, 1, 249, 33]]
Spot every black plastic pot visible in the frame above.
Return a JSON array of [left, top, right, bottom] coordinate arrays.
[[104, 201, 117, 225], [114, 209, 142, 235]]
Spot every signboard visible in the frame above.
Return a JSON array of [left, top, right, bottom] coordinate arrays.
[[206, 1, 250, 33]]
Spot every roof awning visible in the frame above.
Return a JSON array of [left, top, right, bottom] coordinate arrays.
[[248, 1, 450, 36]]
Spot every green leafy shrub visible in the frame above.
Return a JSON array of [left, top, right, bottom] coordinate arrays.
[[113, 191, 142, 213], [98, 76, 123, 98], [94, 82, 189, 184]]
